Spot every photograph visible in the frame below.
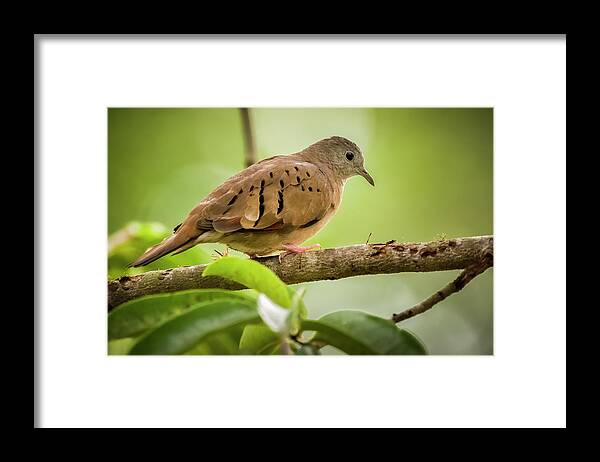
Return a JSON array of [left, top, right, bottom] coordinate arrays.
[[107, 107, 493, 355]]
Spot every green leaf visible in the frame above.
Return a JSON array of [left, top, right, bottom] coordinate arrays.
[[202, 256, 291, 308], [129, 299, 259, 355], [288, 288, 307, 336], [302, 310, 427, 355], [184, 325, 245, 355], [108, 289, 256, 340], [238, 324, 281, 355], [107, 337, 138, 355]]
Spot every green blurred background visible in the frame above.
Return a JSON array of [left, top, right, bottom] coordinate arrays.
[[108, 108, 493, 355]]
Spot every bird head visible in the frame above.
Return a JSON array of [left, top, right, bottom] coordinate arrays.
[[305, 136, 375, 186]]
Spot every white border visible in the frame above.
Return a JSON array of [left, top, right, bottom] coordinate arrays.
[[37, 36, 566, 428]]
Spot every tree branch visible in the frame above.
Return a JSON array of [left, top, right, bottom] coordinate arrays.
[[240, 108, 257, 167], [108, 235, 493, 311], [391, 246, 493, 323]]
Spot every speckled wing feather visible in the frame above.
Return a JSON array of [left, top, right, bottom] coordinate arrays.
[[200, 156, 334, 233]]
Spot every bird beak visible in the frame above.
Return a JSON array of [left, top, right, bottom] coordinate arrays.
[[359, 168, 375, 186]]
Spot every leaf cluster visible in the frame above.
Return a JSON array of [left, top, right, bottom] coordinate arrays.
[[108, 253, 427, 355]]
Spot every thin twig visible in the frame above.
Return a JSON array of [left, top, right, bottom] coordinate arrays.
[[240, 108, 257, 167], [108, 235, 493, 310], [391, 247, 493, 323]]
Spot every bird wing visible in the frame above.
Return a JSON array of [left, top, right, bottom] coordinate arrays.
[[199, 156, 335, 233]]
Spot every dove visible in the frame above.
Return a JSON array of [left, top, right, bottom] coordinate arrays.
[[130, 136, 374, 267]]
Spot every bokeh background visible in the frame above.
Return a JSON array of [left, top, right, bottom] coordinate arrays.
[[108, 108, 493, 354]]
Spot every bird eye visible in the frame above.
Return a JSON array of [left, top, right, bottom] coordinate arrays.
[[345, 151, 354, 161]]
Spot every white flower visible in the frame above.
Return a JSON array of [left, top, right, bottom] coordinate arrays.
[[257, 294, 290, 335]]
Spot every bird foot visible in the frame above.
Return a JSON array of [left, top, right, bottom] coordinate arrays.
[[211, 247, 230, 260], [278, 244, 321, 263]]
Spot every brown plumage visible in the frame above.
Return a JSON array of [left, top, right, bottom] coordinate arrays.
[[130, 136, 374, 267]]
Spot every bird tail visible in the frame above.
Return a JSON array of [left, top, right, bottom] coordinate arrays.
[[129, 232, 197, 268]]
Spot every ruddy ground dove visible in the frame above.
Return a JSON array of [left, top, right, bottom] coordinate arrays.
[[130, 136, 374, 266]]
